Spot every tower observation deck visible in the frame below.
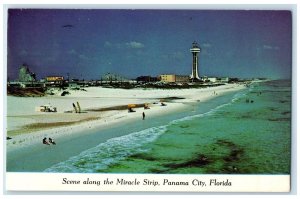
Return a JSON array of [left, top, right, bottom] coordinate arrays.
[[190, 41, 201, 81]]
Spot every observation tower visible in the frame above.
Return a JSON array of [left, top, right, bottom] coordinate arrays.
[[190, 41, 201, 81]]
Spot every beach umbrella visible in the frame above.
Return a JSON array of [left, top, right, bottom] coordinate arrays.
[[128, 104, 136, 108]]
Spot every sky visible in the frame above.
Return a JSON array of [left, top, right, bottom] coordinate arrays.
[[7, 9, 292, 80]]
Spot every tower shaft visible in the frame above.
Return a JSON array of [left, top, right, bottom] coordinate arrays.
[[192, 52, 199, 79], [190, 41, 201, 80]]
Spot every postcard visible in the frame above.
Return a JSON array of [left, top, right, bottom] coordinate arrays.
[[4, 6, 293, 193]]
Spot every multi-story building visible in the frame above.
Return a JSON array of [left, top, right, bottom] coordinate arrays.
[[175, 75, 190, 83], [136, 76, 159, 83], [45, 76, 64, 85], [46, 76, 64, 82], [159, 74, 176, 83], [202, 76, 218, 83], [159, 74, 190, 83]]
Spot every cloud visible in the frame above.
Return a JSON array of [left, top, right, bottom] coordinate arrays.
[[263, 45, 280, 50], [202, 43, 212, 48], [172, 52, 184, 60], [52, 42, 60, 48], [18, 50, 28, 56], [19, 50, 42, 57], [105, 41, 145, 49], [263, 45, 273, 50], [274, 46, 280, 50], [46, 57, 56, 62], [161, 51, 184, 60], [79, 54, 89, 60], [104, 41, 112, 48], [126, 41, 145, 49], [67, 49, 77, 55], [67, 49, 90, 61]]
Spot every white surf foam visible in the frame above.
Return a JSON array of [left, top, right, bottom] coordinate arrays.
[[44, 125, 167, 173]]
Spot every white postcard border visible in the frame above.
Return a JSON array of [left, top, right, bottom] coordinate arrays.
[[2, 2, 297, 195], [6, 173, 290, 192]]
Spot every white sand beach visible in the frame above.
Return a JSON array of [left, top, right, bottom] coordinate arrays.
[[6, 83, 251, 172], [6, 84, 246, 155]]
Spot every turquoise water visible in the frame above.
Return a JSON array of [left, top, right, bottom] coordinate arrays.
[[45, 80, 291, 174]]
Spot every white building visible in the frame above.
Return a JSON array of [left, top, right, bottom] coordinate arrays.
[[220, 77, 229, 83], [207, 77, 217, 83]]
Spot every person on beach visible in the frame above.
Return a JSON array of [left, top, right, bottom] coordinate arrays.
[[142, 112, 145, 120], [49, 137, 56, 145], [43, 137, 50, 145]]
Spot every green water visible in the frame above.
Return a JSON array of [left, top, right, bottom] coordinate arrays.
[[104, 80, 291, 174], [45, 80, 291, 174]]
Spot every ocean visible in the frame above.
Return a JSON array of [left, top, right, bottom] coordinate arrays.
[[45, 80, 291, 174]]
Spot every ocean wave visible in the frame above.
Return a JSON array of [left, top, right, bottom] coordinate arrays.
[[44, 125, 167, 173], [170, 89, 248, 124], [231, 90, 248, 102], [170, 101, 232, 124]]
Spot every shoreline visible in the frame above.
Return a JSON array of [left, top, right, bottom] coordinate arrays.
[[6, 84, 247, 157]]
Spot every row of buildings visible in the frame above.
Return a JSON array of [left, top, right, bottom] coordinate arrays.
[[137, 75, 229, 84], [8, 64, 232, 89], [8, 42, 237, 89]]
